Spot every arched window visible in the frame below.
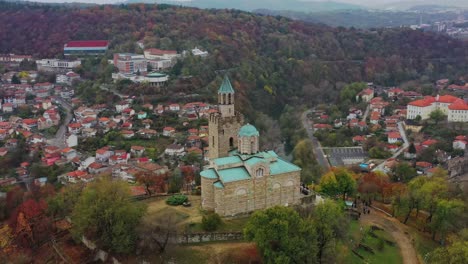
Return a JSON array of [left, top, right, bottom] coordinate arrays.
[[229, 137, 234, 148], [256, 168, 264, 177], [228, 93, 232, 104], [223, 94, 227, 105], [212, 136, 215, 147]]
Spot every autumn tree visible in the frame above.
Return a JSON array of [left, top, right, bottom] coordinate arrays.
[[357, 172, 390, 203], [244, 206, 317, 264], [8, 199, 52, 249], [318, 167, 356, 200], [71, 177, 146, 254], [136, 171, 167, 196]]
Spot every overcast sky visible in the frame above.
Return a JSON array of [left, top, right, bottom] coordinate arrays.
[[24, 0, 403, 5]]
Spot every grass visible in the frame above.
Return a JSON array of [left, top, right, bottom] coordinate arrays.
[[346, 220, 403, 264], [406, 228, 438, 262]]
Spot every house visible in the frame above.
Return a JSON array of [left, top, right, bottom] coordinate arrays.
[[116, 101, 130, 113], [66, 134, 78, 148], [164, 144, 185, 157], [416, 161, 433, 174], [387, 132, 402, 144], [68, 123, 82, 135], [163, 127, 176, 137], [109, 152, 129, 165], [422, 139, 438, 148], [67, 170, 91, 183], [137, 111, 147, 119], [313, 124, 332, 131], [96, 148, 113, 162], [453, 136, 467, 150], [3, 103, 13, 113], [22, 119, 38, 130], [168, 104, 180, 112], [387, 87, 404, 97], [352, 135, 366, 145], [61, 148, 77, 160], [0, 148, 8, 157], [121, 130, 135, 139], [356, 88, 374, 102], [130, 145, 145, 157], [370, 112, 380, 125], [87, 162, 108, 174], [137, 128, 157, 139]]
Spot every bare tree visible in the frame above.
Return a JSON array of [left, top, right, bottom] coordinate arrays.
[[137, 213, 179, 255]]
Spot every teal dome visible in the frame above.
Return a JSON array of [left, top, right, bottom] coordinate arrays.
[[238, 124, 259, 137]]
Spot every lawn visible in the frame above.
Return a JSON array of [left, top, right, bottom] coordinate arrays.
[[346, 220, 403, 264]]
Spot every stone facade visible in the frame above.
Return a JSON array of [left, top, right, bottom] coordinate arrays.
[[208, 113, 243, 160], [202, 77, 301, 217]]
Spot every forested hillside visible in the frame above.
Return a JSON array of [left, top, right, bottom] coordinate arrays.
[[1, 2, 468, 117]]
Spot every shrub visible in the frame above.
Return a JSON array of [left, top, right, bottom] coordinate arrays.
[[201, 212, 222, 231], [166, 195, 188, 206]]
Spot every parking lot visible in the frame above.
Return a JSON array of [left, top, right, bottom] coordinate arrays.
[[322, 147, 368, 167]]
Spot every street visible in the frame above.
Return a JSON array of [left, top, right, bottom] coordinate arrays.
[[301, 109, 331, 170], [47, 98, 73, 149], [373, 121, 409, 172]]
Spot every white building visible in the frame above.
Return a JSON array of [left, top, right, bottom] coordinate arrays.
[[112, 72, 168, 87], [407, 95, 468, 122], [36, 59, 81, 73], [190, 47, 209, 57]]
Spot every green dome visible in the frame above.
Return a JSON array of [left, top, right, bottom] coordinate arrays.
[[238, 124, 259, 137]]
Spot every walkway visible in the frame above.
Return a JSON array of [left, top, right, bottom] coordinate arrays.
[[373, 121, 409, 172], [360, 209, 419, 264], [301, 109, 330, 170]]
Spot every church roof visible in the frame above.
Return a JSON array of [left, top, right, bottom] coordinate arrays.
[[218, 75, 235, 94], [238, 124, 259, 137], [201, 150, 301, 184], [214, 181, 224, 189], [218, 167, 251, 182]]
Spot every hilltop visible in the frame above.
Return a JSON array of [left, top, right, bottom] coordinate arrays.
[[1, 2, 468, 116]]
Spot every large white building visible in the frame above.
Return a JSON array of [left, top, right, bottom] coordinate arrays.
[[36, 59, 81, 73], [407, 95, 468, 122], [113, 53, 147, 74], [144, 48, 180, 70]]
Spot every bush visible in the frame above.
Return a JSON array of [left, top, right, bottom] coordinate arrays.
[[166, 194, 188, 206], [201, 212, 222, 231]]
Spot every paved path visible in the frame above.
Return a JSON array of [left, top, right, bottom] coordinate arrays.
[[301, 109, 330, 170], [360, 209, 419, 264], [373, 121, 409, 172], [47, 98, 72, 148], [361, 105, 370, 122]]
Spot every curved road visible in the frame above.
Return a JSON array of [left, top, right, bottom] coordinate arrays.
[[360, 209, 419, 264], [301, 109, 330, 170], [47, 98, 73, 148]]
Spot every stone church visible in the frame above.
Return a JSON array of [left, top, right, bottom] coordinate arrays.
[[201, 76, 301, 216]]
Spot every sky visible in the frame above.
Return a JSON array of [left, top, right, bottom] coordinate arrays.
[[22, 0, 403, 5]]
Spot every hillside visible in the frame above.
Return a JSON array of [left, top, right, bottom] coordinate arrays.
[[126, 0, 363, 12], [1, 2, 468, 117]]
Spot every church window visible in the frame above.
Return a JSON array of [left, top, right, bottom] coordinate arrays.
[[212, 136, 215, 147], [228, 93, 232, 104], [223, 94, 227, 105], [256, 168, 264, 177], [229, 137, 234, 148]]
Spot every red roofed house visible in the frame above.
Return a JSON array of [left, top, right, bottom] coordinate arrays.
[[130, 146, 146, 157], [356, 88, 374, 102], [96, 147, 113, 162], [422, 139, 438, 148], [352, 135, 366, 145], [453, 136, 467, 150], [313, 124, 332, 131], [387, 87, 404, 97], [163, 126, 176, 137], [3, 103, 13, 113], [388, 132, 402, 144]]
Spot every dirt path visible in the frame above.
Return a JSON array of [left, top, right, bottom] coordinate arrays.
[[360, 209, 419, 264]]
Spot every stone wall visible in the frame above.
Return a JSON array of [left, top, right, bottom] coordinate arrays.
[[208, 112, 243, 159], [177, 232, 243, 244], [214, 170, 301, 216]]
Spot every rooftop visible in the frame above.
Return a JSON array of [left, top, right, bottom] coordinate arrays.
[[65, 40, 109, 48], [218, 75, 235, 94], [238, 124, 259, 137]]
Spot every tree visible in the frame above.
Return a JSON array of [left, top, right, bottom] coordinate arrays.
[[71, 177, 146, 254], [393, 162, 417, 182], [429, 229, 468, 263], [136, 171, 167, 196], [311, 200, 347, 264], [358, 172, 390, 202], [429, 109, 446, 125], [201, 212, 222, 231], [293, 139, 322, 184], [429, 199, 464, 242], [11, 74, 21, 84], [244, 206, 317, 264], [47, 183, 84, 220], [318, 168, 356, 200], [8, 199, 51, 249]]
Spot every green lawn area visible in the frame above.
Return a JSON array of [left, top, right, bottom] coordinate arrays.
[[346, 220, 403, 264]]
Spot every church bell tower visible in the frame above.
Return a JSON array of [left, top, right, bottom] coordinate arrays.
[[208, 76, 244, 159]]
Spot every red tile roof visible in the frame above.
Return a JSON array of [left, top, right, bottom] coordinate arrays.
[[448, 99, 468, 110], [408, 97, 435, 107], [145, 48, 177, 55], [65, 40, 109, 48], [437, 95, 459, 103], [416, 161, 432, 168], [388, 132, 401, 139]]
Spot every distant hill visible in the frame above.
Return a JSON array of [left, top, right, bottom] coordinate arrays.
[[125, 0, 364, 12], [377, 1, 468, 11], [255, 9, 464, 28]]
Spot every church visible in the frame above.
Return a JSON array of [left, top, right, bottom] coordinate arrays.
[[201, 76, 302, 216]]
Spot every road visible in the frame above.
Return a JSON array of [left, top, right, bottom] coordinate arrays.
[[373, 121, 409, 172], [360, 209, 419, 264], [100, 84, 127, 99], [301, 109, 331, 170], [47, 98, 73, 149], [361, 105, 370, 122]]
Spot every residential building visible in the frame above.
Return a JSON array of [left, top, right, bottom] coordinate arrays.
[[356, 88, 374, 102], [36, 59, 81, 73]]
